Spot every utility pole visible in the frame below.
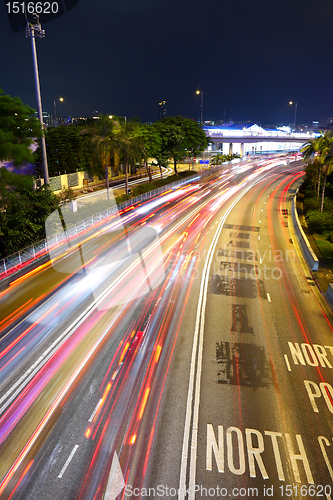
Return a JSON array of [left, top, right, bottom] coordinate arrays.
[[25, 15, 49, 185]]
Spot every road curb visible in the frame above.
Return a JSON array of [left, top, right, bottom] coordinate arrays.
[[291, 187, 319, 272], [325, 284, 333, 312]]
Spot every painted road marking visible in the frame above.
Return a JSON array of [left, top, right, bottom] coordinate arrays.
[[287, 342, 333, 368], [58, 445, 79, 479], [318, 436, 333, 481], [104, 452, 125, 500], [267, 293, 271, 302], [206, 424, 314, 484], [89, 398, 103, 422], [284, 355, 291, 371], [304, 380, 333, 414], [178, 179, 267, 500]]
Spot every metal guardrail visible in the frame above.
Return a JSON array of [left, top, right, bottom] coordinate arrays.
[[0, 166, 221, 279]]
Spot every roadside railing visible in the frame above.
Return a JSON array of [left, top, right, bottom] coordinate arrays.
[[0, 166, 222, 279]]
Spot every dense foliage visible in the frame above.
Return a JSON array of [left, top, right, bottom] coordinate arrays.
[[0, 90, 210, 257], [302, 131, 333, 213], [32, 115, 208, 181], [154, 116, 208, 174], [302, 133, 333, 244], [210, 152, 241, 165], [33, 125, 94, 178], [0, 168, 60, 258], [0, 87, 41, 166]]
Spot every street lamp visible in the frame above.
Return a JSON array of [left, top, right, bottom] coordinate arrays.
[[196, 89, 204, 125], [54, 96, 64, 126], [25, 14, 49, 185], [289, 101, 297, 132]]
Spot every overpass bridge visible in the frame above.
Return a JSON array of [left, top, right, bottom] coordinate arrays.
[[203, 124, 317, 155]]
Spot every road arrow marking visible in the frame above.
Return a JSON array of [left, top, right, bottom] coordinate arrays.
[[104, 452, 125, 500]]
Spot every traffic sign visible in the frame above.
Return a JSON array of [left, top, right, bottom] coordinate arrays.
[[3, 1, 80, 33]]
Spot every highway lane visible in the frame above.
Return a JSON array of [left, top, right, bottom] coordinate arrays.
[[0, 160, 247, 497], [142, 165, 333, 499], [1, 157, 328, 499]]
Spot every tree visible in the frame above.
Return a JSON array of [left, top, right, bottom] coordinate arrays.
[[155, 116, 208, 175], [317, 132, 333, 212], [0, 168, 59, 258], [132, 124, 162, 180], [210, 152, 240, 166], [91, 115, 121, 199], [33, 125, 92, 178], [302, 131, 333, 212], [155, 119, 185, 175], [173, 115, 208, 166], [0, 87, 41, 166]]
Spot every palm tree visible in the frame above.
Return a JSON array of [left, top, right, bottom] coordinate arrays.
[[302, 131, 333, 211], [117, 120, 145, 195], [92, 115, 119, 200], [318, 132, 333, 212]]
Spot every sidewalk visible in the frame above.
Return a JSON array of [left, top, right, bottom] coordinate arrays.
[[74, 163, 198, 198]]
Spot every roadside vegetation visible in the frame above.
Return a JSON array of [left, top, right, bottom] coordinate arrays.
[[0, 87, 209, 259], [33, 114, 208, 182], [301, 131, 333, 268], [210, 152, 241, 165]]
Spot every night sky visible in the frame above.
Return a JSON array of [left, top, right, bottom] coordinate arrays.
[[1, 0, 332, 126]]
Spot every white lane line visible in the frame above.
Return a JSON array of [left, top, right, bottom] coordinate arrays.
[[58, 445, 79, 478], [259, 220, 261, 223], [258, 235, 260, 240], [284, 355, 291, 372], [267, 293, 271, 302], [89, 398, 103, 422]]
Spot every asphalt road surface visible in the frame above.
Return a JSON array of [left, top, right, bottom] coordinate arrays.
[[0, 156, 332, 500]]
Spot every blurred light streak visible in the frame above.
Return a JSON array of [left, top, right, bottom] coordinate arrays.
[[0, 302, 59, 362], [138, 387, 150, 420], [140, 259, 198, 478], [8, 262, 51, 288], [0, 293, 132, 490], [137, 190, 186, 214], [129, 434, 136, 444], [119, 342, 130, 364], [154, 345, 162, 364], [7, 460, 33, 500], [0, 298, 33, 330], [194, 232, 201, 245], [187, 213, 201, 227], [1, 165, 279, 494]]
